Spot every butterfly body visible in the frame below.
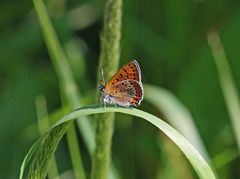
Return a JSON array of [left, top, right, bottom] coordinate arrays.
[[99, 60, 144, 107]]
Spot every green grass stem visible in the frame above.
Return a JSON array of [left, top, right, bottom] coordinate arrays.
[[91, 0, 122, 178]]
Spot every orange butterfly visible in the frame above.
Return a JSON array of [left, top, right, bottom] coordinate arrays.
[[99, 60, 144, 107]]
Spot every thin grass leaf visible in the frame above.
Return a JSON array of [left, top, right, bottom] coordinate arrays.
[[207, 30, 240, 151], [20, 105, 216, 179], [35, 95, 59, 179], [19, 138, 42, 179]]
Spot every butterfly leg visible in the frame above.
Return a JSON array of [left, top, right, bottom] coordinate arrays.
[[100, 96, 103, 107], [113, 101, 117, 108], [104, 101, 106, 109], [100, 95, 107, 109]]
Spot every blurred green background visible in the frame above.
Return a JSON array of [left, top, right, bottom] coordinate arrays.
[[1, 0, 240, 178]]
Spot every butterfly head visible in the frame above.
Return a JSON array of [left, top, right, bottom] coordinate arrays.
[[98, 83, 105, 92]]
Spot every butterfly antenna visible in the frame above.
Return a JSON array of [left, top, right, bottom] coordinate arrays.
[[101, 65, 105, 85]]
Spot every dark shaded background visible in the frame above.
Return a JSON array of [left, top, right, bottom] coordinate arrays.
[[1, 0, 240, 178]]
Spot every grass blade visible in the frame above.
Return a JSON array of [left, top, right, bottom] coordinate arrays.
[[207, 30, 240, 151], [19, 138, 42, 179], [35, 95, 59, 179], [20, 105, 217, 179]]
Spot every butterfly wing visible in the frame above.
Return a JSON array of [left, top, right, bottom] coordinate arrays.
[[105, 60, 142, 89], [105, 80, 144, 107]]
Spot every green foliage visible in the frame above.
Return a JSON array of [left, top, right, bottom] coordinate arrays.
[[1, 0, 240, 178]]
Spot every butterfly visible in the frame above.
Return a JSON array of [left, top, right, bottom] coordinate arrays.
[[99, 60, 144, 107]]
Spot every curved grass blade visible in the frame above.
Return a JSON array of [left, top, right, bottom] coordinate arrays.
[[35, 95, 59, 178], [20, 105, 216, 179], [19, 137, 43, 179]]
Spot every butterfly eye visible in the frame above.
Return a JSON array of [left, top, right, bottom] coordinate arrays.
[[98, 84, 105, 92]]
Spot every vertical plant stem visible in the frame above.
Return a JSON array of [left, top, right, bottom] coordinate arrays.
[[91, 0, 122, 178], [207, 30, 240, 152]]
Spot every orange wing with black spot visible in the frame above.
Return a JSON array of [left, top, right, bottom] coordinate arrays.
[[105, 60, 142, 88], [105, 80, 143, 107]]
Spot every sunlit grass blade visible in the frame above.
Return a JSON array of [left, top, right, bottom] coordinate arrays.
[[20, 105, 216, 179], [144, 84, 210, 160], [207, 30, 240, 151], [35, 95, 59, 179], [19, 137, 42, 179]]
